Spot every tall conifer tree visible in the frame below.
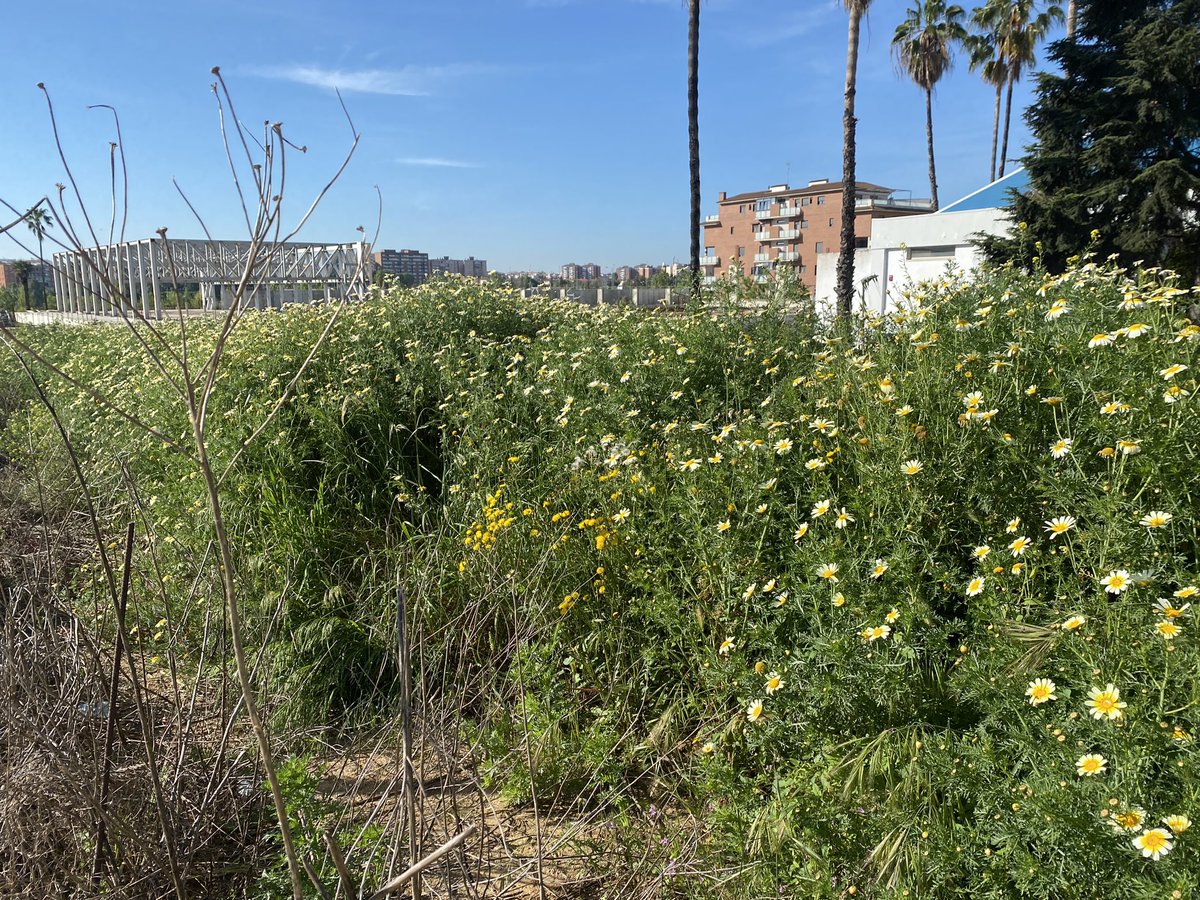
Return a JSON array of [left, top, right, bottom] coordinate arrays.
[[982, 0, 1200, 279]]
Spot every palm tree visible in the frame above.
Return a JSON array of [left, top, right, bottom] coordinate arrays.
[[983, 0, 1063, 178], [892, 1, 967, 211], [837, 0, 873, 319], [25, 206, 54, 309], [10, 260, 33, 311], [1066, 0, 1076, 37], [965, 26, 1008, 182], [687, 0, 701, 299]]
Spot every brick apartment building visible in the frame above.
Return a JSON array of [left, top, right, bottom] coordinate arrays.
[[702, 179, 932, 291], [375, 249, 431, 284]]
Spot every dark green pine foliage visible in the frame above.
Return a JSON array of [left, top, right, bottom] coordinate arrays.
[[982, 0, 1200, 279]]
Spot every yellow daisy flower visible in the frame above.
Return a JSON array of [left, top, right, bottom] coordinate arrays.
[[1075, 753, 1106, 776], [1026, 678, 1057, 706], [1162, 814, 1191, 834], [1085, 684, 1127, 721], [1132, 828, 1172, 861], [1044, 515, 1076, 538], [1160, 363, 1188, 379], [1101, 570, 1131, 594], [746, 699, 765, 723], [1154, 598, 1191, 618], [1154, 620, 1182, 640], [1139, 511, 1173, 528]]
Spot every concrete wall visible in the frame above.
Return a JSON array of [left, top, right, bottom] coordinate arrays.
[[812, 207, 1012, 316]]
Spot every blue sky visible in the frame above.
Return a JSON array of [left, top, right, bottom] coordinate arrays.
[[0, 0, 1062, 272]]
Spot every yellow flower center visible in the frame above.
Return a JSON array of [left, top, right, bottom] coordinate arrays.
[[1140, 830, 1166, 851], [1094, 694, 1117, 713]]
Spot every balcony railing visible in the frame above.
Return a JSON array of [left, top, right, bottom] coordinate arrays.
[[778, 228, 800, 240], [754, 274, 769, 284], [777, 251, 799, 262], [702, 275, 717, 285], [699, 255, 719, 266], [755, 231, 775, 243], [775, 206, 803, 219], [753, 253, 770, 263], [704, 214, 721, 224], [755, 209, 774, 219], [855, 197, 935, 211]]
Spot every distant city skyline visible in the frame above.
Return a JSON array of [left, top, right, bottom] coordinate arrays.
[[0, 1, 1062, 272]]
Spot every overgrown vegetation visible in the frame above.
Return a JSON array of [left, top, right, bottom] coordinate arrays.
[[1, 257, 1198, 898]]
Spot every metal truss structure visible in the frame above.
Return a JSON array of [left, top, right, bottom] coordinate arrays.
[[51, 239, 375, 319]]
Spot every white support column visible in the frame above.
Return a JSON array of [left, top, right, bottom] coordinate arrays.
[[114, 244, 128, 316], [78, 253, 90, 315], [148, 240, 163, 320], [124, 243, 137, 317], [68, 254, 79, 314], [51, 258, 64, 314], [137, 242, 150, 318], [84, 250, 97, 315]]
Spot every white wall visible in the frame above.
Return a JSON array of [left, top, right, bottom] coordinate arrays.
[[813, 207, 1012, 317]]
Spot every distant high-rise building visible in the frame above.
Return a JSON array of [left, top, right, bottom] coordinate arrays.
[[614, 265, 638, 283], [375, 249, 430, 284], [560, 263, 601, 281], [431, 256, 488, 279]]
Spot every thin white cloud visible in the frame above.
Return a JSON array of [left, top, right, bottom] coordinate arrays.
[[396, 157, 482, 169], [732, 1, 839, 47], [249, 63, 497, 96]]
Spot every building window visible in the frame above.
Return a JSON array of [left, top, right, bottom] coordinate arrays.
[[815, 242, 824, 253], [739, 204, 744, 213], [855, 236, 869, 249], [909, 245, 956, 259], [756, 199, 771, 211], [828, 217, 834, 227], [801, 197, 810, 206], [737, 246, 745, 257], [799, 264, 808, 273], [817, 196, 826, 205], [801, 220, 809, 229], [730, 227, 734, 234]]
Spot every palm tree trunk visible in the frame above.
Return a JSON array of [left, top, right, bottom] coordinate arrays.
[[999, 74, 1015, 178], [990, 80, 1002, 183], [1066, 0, 1077, 38], [688, 0, 701, 299], [37, 236, 45, 309], [837, 4, 863, 318], [925, 87, 938, 212]]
